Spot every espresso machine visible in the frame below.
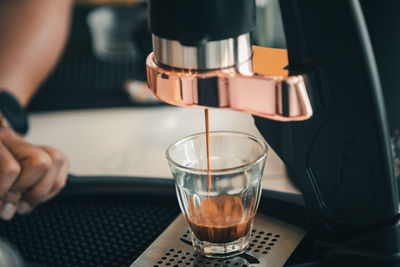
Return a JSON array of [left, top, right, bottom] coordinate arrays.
[[132, 0, 400, 266]]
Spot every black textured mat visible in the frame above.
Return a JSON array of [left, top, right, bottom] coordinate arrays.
[[0, 195, 179, 267]]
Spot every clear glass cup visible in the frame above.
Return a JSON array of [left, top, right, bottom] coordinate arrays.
[[166, 131, 268, 258]]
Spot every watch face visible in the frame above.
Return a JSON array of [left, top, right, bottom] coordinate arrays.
[[0, 91, 28, 134]]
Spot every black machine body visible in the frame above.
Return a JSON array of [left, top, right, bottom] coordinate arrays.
[[254, 0, 400, 264]]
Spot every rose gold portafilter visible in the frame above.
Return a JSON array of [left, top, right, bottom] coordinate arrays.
[[146, 1, 313, 122]]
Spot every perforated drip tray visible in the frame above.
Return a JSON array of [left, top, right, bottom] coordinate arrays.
[[131, 214, 305, 267]]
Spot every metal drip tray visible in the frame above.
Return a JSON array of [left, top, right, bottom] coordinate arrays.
[[131, 214, 305, 267]]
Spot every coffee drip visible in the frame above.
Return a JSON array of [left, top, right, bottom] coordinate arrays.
[[204, 109, 211, 191]]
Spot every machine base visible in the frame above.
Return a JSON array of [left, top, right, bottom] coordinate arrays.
[[316, 215, 400, 266]]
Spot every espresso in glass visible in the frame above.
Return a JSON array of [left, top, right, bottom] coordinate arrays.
[[187, 195, 254, 243], [166, 111, 267, 258]]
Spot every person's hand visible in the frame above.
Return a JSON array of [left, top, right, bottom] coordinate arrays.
[[0, 123, 68, 220]]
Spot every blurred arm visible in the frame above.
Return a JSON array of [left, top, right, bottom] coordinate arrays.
[[0, 0, 73, 107]]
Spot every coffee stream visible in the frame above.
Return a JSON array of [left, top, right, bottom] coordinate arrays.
[[185, 109, 253, 244], [204, 109, 211, 190]]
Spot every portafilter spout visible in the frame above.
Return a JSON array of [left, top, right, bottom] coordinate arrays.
[[146, 0, 313, 121]]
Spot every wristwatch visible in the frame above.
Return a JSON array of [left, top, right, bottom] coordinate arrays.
[[0, 90, 28, 135]]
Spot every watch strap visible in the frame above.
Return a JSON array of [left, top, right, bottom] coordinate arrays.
[[0, 91, 28, 135]]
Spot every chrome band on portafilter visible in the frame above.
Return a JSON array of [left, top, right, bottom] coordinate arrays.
[[152, 33, 252, 70]]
